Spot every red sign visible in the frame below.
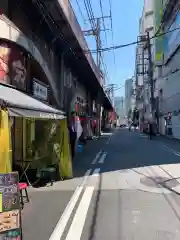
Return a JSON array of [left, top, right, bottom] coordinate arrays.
[[108, 110, 116, 122]]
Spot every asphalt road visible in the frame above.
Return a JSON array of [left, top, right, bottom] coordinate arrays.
[[23, 129, 180, 240]]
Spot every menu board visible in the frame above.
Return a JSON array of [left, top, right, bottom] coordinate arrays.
[[0, 172, 22, 240]]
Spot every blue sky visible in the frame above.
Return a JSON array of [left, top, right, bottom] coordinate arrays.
[[71, 0, 144, 97]]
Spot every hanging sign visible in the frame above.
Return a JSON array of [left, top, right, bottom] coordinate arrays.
[[0, 172, 22, 240], [33, 79, 48, 101]]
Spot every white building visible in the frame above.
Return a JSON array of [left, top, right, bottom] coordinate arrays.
[[135, 0, 155, 123], [155, 1, 180, 138], [125, 78, 133, 117], [114, 96, 125, 118]]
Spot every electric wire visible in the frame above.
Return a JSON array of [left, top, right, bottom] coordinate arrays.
[[99, 0, 108, 44], [108, 0, 116, 70], [75, 0, 87, 25], [86, 25, 180, 54], [82, 0, 110, 84]]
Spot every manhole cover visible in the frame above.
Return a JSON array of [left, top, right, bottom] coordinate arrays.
[[140, 176, 180, 188]]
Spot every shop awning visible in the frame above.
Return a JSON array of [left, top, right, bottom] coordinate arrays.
[[0, 84, 66, 119]]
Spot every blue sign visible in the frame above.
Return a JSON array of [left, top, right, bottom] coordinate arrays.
[[164, 11, 180, 62]]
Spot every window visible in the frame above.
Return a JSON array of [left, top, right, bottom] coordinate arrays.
[[145, 11, 153, 17], [145, 27, 153, 32]]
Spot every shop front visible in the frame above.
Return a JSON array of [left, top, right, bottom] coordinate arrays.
[[0, 84, 73, 181], [70, 82, 89, 142], [0, 41, 72, 180]]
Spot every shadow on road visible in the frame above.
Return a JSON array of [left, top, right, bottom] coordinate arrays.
[[73, 129, 180, 180]]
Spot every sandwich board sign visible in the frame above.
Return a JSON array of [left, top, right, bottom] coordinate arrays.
[[0, 172, 22, 240]]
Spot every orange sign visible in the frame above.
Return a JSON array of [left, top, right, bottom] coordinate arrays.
[[0, 210, 20, 233]]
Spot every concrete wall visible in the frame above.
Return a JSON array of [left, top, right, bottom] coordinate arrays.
[[156, 3, 180, 138], [58, 0, 100, 82], [136, 0, 155, 120], [0, 15, 61, 104]]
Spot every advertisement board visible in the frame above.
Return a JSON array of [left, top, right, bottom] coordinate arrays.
[[164, 11, 180, 62], [154, 0, 164, 64], [0, 172, 22, 240], [0, 42, 27, 90]]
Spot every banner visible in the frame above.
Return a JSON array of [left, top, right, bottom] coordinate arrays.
[[154, 0, 164, 64], [0, 110, 12, 173]]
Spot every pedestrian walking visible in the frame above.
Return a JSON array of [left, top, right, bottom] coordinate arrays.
[[68, 111, 77, 159], [148, 122, 153, 140]]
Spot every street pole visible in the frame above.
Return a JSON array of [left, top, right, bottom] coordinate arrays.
[[83, 17, 107, 137], [96, 18, 102, 137], [146, 31, 155, 123], [96, 18, 101, 68]]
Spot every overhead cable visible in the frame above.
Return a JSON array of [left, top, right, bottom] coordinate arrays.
[[85, 25, 180, 53]]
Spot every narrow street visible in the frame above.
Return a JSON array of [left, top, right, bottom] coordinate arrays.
[[23, 129, 180, 240]]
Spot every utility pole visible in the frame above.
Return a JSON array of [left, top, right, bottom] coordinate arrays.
[[96, 18, 101, 69], [83, 17, 108, 137], [146, 31, 155, 123], [83, 17, 108, 67]]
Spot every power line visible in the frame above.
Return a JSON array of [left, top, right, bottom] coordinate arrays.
[[85, 25, 180, 54], [99, 0, 108, 44], [108, 0, 116, 70], [75, 0, 87, 25]]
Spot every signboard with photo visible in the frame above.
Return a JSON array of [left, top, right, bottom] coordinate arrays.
[[0, 172, 22, 240]]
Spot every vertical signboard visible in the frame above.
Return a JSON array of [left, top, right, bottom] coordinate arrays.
[[0, 172, 22, 240], [154, 0, 164, 64]]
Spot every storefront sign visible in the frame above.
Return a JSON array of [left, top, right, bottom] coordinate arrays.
[[40, 113, 57, 119], [164, 11, 180, 62], [33, 79, 48, 101], [0, 172, 22, 240]]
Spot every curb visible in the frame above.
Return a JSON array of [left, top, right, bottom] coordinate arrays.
[[159, 134, 180, 143]]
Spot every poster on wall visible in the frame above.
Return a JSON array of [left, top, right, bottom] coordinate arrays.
[[0, 43, 11, 84], [0, 42, 27, 90], [0, 172, 22, 240]]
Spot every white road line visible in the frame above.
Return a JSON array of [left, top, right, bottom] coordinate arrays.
[[92, 168, 100, 176], [163, 144, 180, 157], [81, 169, 91, 186], [65, 187, 94, 240], [106, 133, 113, 144], [49, 186, 83, 240], [91, 151, 102, 164], [174, 152, 180, 157], [49, 169, 91, 240], [98, 152, 107, 164]]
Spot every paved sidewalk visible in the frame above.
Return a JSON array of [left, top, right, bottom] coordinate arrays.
[[21, 132, 112, 240]]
